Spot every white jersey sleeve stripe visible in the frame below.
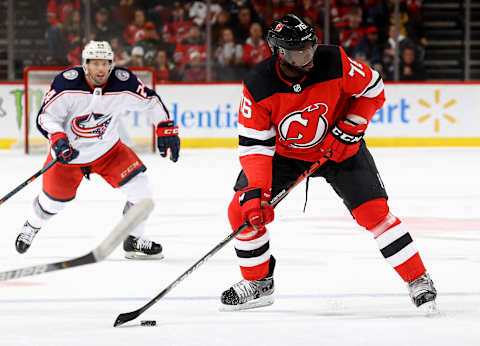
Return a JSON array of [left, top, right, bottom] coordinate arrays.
[[238, 123, 276, 140], [353, 69, 384, 99], [238, 144, 275, 157]]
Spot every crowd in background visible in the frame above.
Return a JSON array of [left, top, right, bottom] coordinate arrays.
[[44, 0, 428, 82]]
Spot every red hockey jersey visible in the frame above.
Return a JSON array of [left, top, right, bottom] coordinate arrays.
[[237, 45, 385, 190]]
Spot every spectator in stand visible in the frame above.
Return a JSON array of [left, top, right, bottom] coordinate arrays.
[[215, 27, 244, 81], [330, 0, 360, 29], [92, 8, 116, 42], [123, 8, 147, 46], [181, 23, 206, 46], [189, 1, 223, 27], [148, 0, 172, 30], [367, 0, 426, 49], [264, 0, 293, 27], [62, 9, 83, 66], [242, 22, 271, 68], [388, 45, 426, 81], [211, 10, 232, 45], [338, 5, 365, 56], [130, 46, 145, 67], [134, 22, 174, 66], [405, 0, 427, 48], [183, 51, 214, 82], [354, 26, 383, 73], [382, 23, 415, 76], [234, 6, 254, 43], [174, 24, 206, 71], [250, 0, 267, 24], [162, 2, 193, 45], [296, 0, 322, 25], [45, 0, 80, 64], [221, 0, 255, 24], [47, 0, 79, 26], [154, 49, 180, 82], [111, 0, 135, 32], [110, 36, 131, 66]]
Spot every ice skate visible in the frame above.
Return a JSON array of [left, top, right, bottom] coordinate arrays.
[[408, 273, 438, 313], [123, 235, 164, 260], [15, 222, 40, 254], [220, 276, 275, 311]]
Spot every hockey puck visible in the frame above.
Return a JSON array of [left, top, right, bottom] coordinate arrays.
[[140, 320, 157, 327]]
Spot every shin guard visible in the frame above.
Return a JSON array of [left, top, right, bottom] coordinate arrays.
[[352, 199, 426, 282]]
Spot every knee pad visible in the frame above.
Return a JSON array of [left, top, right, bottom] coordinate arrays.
[[119, 173, 153, 203], [351, 198, 390, 230]]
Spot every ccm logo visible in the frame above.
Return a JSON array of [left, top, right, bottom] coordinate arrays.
[[157, 127, 179, 136], [163, 128, 179, 135], [121, 161, 140, 178], [332, 126, 363, 144]]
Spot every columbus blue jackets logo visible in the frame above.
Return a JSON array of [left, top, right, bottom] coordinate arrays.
[[71, 113, 112, 138], [63, 69, 79, 80], [278, 103, 328, 148]]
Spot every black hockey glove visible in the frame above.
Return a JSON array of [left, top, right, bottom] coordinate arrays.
[[157, 120, 180, 162], [50, 132, 79, 164]]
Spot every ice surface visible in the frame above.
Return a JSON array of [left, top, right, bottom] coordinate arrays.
[[0, 147, 479, 346]]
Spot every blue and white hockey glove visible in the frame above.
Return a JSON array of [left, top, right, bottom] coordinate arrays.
[[50, 132, 79, 164]]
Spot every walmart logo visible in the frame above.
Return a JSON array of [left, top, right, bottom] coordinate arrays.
[[417, 89, 457, 132]]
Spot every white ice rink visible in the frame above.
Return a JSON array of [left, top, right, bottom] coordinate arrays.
[[0, 147, 479, 346]]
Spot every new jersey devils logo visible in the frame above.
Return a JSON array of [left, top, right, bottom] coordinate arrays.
[[278, 103, 328, 148], [71, 112, 112, 138]]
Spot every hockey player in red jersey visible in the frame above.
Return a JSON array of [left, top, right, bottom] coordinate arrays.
[[15, 41, 180, 260], [221, 14, 436, 311]]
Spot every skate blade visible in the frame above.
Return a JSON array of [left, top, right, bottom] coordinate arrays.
[[219, 295, 274, 312], [419, 300, 439, 316], [124, 252, 164, 260]]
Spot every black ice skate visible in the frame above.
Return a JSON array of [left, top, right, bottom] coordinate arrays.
[[15, 221, 40, 254], [408, 273, 437, 313], [123, 235, 164, 260], [220, 276, 275, 311]]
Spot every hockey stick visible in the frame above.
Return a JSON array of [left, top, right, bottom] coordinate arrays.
[[0, 158, 58, 206], [0, 198, 154, 281], [113, 150, 332, 327]]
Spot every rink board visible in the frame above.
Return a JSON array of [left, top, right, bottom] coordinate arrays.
[[0, 81, 479, 149]]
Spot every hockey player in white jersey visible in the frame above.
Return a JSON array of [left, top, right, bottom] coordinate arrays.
[[15, 41, 180, 259]]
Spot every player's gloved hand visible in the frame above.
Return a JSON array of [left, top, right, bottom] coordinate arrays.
[[229, 188, 274, 231], [50, 132, 79, 164], [157, 120, 180, 162], [319, 118, 367, 162]]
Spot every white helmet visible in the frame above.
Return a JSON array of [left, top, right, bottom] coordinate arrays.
[[82, 40, 115, 77]]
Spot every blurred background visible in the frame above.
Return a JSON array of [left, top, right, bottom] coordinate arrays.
[[1, 0, 479, 83], [1, 1, 479, 153]]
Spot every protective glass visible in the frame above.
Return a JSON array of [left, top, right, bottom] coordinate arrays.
[[281, 44, 317, 67]]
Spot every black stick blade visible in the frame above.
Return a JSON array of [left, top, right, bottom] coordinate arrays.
[[114, 310, 141, 327]]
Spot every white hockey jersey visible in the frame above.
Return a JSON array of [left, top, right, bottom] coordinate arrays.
[[36, 66, 170, 164]]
